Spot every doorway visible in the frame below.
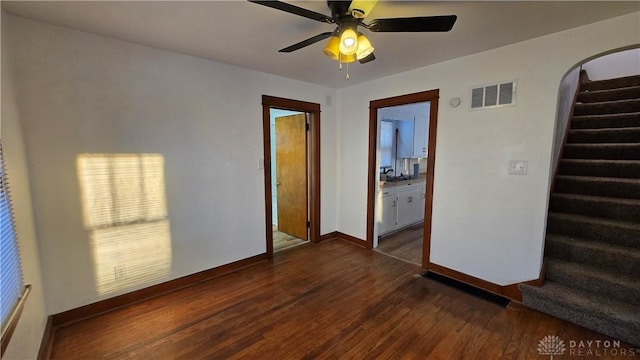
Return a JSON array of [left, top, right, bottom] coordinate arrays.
[[261, 96, 321, 257], [365, 90, 439, 268], [272, 111, 308, 251]]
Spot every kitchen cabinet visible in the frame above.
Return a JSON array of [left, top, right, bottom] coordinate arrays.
[[396, 120, 414, 158], [379, 191, 397, 235], [396, 187, 423, 228], [413, 115, 429, 158], [396, 116, 429, 159], [378, 181, 425, 237]]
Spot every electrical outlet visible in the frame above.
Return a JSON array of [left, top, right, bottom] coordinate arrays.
[[509, 160, 528, 175]]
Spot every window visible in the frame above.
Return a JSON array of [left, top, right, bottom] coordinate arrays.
[[380, 120, 395, 168], [0, 142, 29, 355]]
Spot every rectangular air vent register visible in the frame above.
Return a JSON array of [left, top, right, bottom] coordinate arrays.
[[471, 80, 517, 109]]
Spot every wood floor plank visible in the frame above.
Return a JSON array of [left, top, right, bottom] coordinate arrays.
[[48, 239, 633, 359]]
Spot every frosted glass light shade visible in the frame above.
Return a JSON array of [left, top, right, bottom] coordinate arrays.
[[323, 36, 341, 60], [339, 28, 358, 55], [338, 52, 356, 63], [355, 34, 374, 60]]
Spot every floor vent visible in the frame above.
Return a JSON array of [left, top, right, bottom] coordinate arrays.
[[421, 271, 511, 308]]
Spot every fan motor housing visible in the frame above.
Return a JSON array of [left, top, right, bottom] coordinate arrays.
[[327, 1, 351, 19]]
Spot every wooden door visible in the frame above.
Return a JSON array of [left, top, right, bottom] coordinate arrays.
[[275, 114, 308, 240]]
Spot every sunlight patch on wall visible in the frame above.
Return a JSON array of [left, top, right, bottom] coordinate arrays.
[[77, 154, 171, 295]]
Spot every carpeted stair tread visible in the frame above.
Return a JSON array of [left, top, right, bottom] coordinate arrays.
[[554, 175, 640, 199], [567, 127, 640, 143], [519, 281, 640, 346], [547, 212, 640, 247], [523, 72, 640, 347], [573, 99, 640, 116], [578, 85, 640, 103], [571, 112, 640, 129], [545, 234, 640, 276], [558, 159, 640, 178], [545, 258, 640, 306], [580, 74, 640, 92], [562, 143, 640, 160], [549, 192, 640, 222]]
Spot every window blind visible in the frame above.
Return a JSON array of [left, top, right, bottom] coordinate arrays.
[[0, 142, 25, 336]]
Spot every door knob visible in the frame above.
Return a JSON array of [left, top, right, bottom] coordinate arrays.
[[276, 182, 281, 186]]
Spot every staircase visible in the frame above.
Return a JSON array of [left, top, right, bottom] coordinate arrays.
[[520, 71, 640, 346]]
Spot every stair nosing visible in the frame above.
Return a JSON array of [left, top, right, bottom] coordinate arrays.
[[546, 234, 640, 260], [556, 175, 640, 187], [564, 142, 640, 147], [555, 175, 640, 184], [580, 85, 640, 94], [522, 281, 640, 322], [548, 211, 640, 230], [568, 127, 640, 133], [574, 98, 640, 106], [546, 258, 639, 285], [560, 159, 640, 164], [551, 192, 640, 206], [573, 111, 640, 119]]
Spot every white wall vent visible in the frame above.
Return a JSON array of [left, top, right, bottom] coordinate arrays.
[[470, 80, 517, 110]]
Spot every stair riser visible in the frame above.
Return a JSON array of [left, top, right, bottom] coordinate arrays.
[[581, 75, 640, 92], [554, 178, 640, 199], [545, 264, 640, 306], [567, 128, 640, 143], [572, 114, 640, 129], [578, 87, 640, 103], [545, 240, 640, 276], [574, 100, 640, 116], [563, 144, 640, 160], [520, 288, 640, 347], [546, 216, 640, 248], [549, 195, 640, 222], [558, 161, 640, 178]]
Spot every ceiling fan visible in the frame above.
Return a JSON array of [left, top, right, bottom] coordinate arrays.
[[248, 0, 457, 65]]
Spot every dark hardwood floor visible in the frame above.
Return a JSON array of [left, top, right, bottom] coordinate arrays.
[[48, 239, 630, 359], [377, 223, 423, 264]]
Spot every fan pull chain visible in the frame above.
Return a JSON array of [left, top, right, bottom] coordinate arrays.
[[337, 54, 349, 80]]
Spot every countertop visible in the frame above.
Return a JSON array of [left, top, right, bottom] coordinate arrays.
[[380, 173, 427, 188]]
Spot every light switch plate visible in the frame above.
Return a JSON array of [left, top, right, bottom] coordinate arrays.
[[509, 160, 527, 175], [258, 158, 264, 170]]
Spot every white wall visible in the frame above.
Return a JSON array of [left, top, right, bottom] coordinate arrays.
[[4, 14, 337, 314], [336, 12, 640, 285], [1, 12, 48, 360], [583, 47, 640, 80]]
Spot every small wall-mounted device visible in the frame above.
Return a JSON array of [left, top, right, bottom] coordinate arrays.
[[509, 160, 528, 175]]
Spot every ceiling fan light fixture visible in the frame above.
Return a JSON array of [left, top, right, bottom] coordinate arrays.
[[339, 27, 358, 55], [355, 33, 374, 60], [338, 52, 357, 63], [323, 36, 341, 60]]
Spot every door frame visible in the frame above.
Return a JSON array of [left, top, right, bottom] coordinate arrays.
[[262, 95, 321, 258], [365, 90, 439, 268]]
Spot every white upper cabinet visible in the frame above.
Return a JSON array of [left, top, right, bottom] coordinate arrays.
[[413, 114, 429, 158], [396, 120, 414, 158]]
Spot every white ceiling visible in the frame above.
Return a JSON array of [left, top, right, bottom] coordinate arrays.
[[3, 1, 639, 88]]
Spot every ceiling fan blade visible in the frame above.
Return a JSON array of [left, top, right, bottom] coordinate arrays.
[[249, 1, 333, 23], [358, 52, 376, 64], [368, 15, 457, 32], [279, 32, 334, 53]]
